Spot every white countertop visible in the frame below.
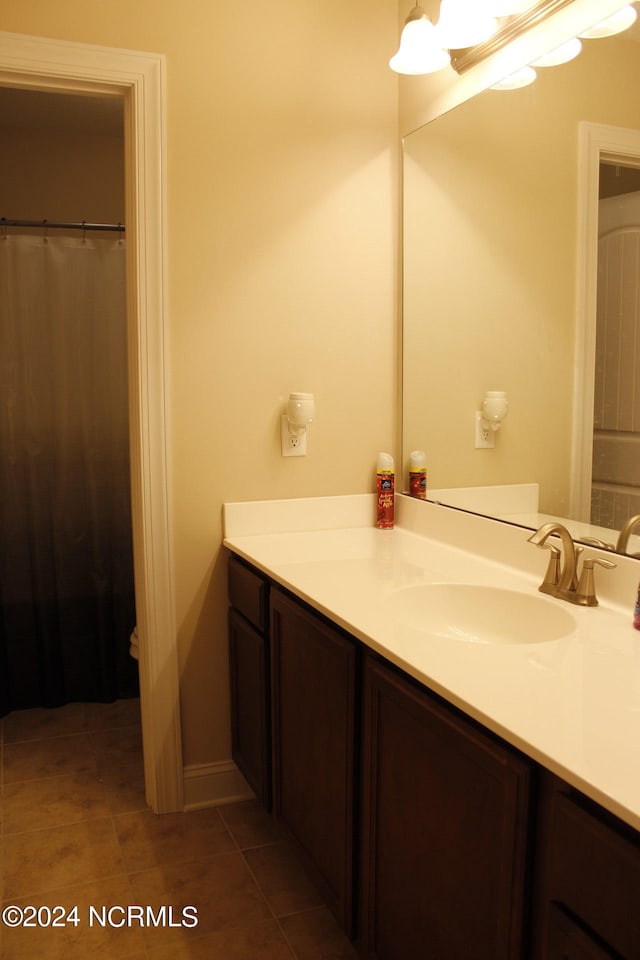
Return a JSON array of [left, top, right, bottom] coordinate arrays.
[[223, 494, 640, 831]]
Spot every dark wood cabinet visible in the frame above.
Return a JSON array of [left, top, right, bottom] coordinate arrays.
[[532, 771, 640, 960], [545, 904, 620, 960], [270, 587, 358, 935], [227, 555, 640, 959], [359, 654, 531, 960], [228, 556, 271, 806]]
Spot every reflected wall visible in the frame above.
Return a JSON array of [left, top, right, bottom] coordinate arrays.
[[402, 27, 640, 523]]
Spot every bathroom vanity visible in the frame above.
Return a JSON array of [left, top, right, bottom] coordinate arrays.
[[224, 495, 640, 960]]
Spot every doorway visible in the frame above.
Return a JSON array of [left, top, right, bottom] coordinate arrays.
[[0, 31, 183, 813], [590, 161, 640, 533], [0, 87, 137, 711], [572, 122, 640, 531]]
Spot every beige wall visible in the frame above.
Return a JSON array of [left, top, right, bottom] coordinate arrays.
[[403, 82, 576, 513], [0, 2, 399, 768]]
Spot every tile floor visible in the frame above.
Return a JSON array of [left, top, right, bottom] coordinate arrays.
[[0, 699, 358, 959]]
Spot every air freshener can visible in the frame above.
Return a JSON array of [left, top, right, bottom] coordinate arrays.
[[376, 452, 395, 529], [409, 450, 427, 500]]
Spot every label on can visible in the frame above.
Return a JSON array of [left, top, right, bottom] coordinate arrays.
[[409, 468, 427, 500], [376, 472, 395, 529]]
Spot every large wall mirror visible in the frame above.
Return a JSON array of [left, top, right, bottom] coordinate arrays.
[[402, 5, 640, 557]]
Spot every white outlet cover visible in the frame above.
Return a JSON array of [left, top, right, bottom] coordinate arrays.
[[474, 411, 495, 449], [281, 414, 308, 456]]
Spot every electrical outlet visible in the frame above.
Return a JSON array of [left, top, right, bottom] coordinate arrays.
[[474, 411, 495, 449], [281, 415, 308, 456]]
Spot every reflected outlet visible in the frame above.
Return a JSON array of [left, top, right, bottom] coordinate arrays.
[[474, 411, 495, 449]]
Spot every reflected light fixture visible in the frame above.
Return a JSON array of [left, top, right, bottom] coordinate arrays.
[[389, 2, 451, 75], [578, 3, 637, 38], [436, 0, 498, 49], [532, 35, 582, 66], [491, 65, 537, 89]]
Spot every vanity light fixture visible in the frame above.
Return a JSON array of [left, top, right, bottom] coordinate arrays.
[[281, 391, 315, 457], [391, 0, 637, 81], [390, 0, 567, 77], [488, 0, 537, 14], [578, 3, 637, 38], [389, 2, 451, 75], [436, 0, 498, 48]]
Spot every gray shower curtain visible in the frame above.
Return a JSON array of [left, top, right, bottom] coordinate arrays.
[[0, 233, 138, 715]]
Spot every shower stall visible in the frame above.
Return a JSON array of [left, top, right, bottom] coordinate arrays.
[[0, 224, 138, 715]]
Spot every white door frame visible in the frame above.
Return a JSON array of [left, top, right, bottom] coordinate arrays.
[[571, 121, 640, 522], [0, 31, 183, 813]]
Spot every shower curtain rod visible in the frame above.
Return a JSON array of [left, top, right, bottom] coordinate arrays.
[[1, 217, 125, 233]]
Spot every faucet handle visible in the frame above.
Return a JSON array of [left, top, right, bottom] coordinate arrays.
[[574, 557, 617, 607], [537, 543, 561, 595], [582, 536, 616, 551], [572, 545, 584, 591]]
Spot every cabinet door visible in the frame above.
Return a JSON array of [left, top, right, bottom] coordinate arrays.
[[228, 608, 270, 807], [270, 588, 358, 935], [532, 772, 640, 960], [360, 655, 531, 960]]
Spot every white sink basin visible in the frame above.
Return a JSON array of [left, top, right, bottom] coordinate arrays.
[[389, 583, 576, 645]]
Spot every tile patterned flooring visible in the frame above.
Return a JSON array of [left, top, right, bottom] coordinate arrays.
[[0, 699, 358, 959]]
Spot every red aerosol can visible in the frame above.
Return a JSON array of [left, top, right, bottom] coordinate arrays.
[[376, 452, 395, 529]]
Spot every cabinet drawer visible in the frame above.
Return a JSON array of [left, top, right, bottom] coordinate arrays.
[[547, 788, 640, 958], [228, 607, 271, 806], [546, 904, 619, 960], [228, 555, 267, 632]]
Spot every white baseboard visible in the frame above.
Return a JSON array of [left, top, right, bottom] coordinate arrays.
[[182, 760, 255, 810]]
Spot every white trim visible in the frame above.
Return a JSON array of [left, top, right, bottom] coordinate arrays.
[[183, 761, 254, 811], [0, 31, 183, 813], [572, 122, 640, 521], [223, 494, 376, 538]]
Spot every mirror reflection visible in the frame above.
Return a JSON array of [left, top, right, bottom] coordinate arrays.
[[402, 11, 640, 556]]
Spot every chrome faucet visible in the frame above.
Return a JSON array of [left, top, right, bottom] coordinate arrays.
[[527, 522, 616, 606], [615, 514, 640, 556]]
